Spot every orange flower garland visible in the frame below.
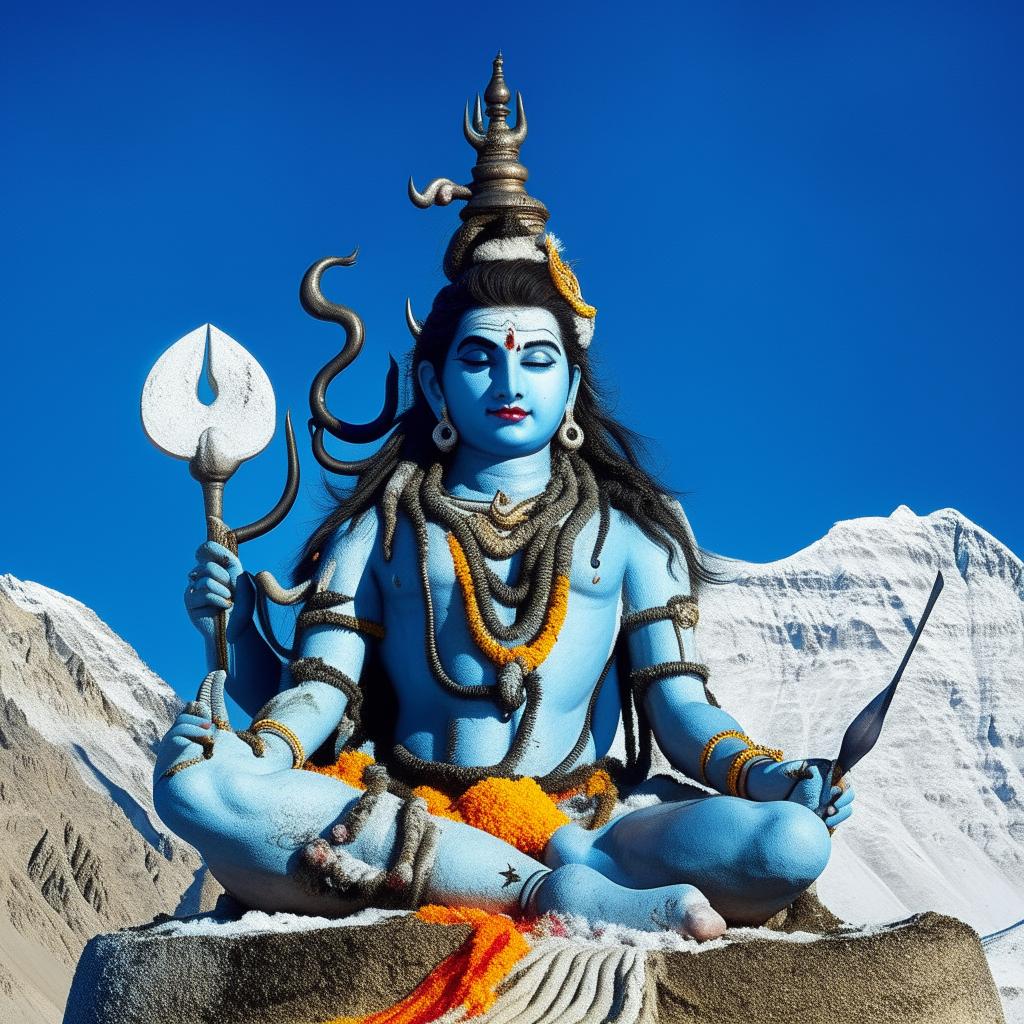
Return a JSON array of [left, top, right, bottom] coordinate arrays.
[[308, 751, 614, 856], [304, 748, 375, 789], [447, 532, 569, 671], [453, 777, 570, 857], [410, 784, 460, 820]]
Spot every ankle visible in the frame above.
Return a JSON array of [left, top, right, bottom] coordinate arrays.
[[518, 868, 550, 915]]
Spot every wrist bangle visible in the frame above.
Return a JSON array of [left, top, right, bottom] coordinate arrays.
[[250, 719, 306, 769], [737, 755, 773, 800], [700, 729, 749, 786], [727, 745, 785, 797]]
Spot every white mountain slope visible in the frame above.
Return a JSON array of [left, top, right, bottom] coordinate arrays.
[[0, 574, 182, 852], [697, 505, 1024, 939], [1, 504, 1021, 1021], [0, 575, 214, 1024]]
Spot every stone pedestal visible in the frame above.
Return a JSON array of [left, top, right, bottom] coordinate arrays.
[[64, 908, 1005, 1024]]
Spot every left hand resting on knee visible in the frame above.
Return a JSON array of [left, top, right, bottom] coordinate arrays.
[[744, 757, 855, 829]]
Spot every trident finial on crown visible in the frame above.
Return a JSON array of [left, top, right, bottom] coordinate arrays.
[[409, 52, 549, 280], [463, 50, 526, 147]]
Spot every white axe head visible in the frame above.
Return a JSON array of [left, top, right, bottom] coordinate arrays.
[[141, 324, 276, 470]]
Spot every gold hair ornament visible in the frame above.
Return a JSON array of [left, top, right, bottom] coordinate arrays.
[[545, 235, 597, 319]]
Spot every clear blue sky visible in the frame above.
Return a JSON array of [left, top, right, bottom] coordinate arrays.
[[2, 2, 1020, 702]]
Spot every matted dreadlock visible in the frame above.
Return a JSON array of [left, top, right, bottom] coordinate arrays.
[[295, 257, 720, 592]]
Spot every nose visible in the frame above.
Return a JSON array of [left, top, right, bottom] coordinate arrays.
[[492, 351, 523, 403]]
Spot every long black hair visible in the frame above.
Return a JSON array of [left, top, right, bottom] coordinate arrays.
[[295, 258, 720, 591]]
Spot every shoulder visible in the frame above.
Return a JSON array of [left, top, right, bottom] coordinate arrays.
[[617, 499, 693, 592], [321, 507, 381, 552], [315, 508, 382, 589]]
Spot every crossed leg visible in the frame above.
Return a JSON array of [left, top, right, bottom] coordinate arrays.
[[156, 735, 726, 939], [545, 794, 833, 925]]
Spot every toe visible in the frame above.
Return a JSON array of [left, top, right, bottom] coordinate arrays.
[[683, 900, 727, 941]]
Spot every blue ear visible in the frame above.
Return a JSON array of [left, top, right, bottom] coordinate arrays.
[[567, 365, 582, 410]]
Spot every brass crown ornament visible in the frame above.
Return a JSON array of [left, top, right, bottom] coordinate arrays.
[[409, 53, 597, 348]]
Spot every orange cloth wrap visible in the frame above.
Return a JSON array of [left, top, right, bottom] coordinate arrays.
[[326, 905, 530, 1024]]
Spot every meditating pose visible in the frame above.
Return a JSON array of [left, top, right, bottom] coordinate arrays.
[[153, 55, 853, 940]]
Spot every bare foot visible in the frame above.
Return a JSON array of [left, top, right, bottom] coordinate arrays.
[[530, 863, 726, 940]]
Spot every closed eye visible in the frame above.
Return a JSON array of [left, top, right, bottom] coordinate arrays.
[[456, 336, 496, 367], [458, 351, 491, 367], [522, 341, 562, 368]]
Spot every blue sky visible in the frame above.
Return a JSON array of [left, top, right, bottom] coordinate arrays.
[[1, 2, 1020, 701]]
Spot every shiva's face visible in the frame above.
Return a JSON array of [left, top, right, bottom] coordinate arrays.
[[418, 306, 572, 459]]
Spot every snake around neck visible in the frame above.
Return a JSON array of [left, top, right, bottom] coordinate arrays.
[[379, 452, 613, 791]]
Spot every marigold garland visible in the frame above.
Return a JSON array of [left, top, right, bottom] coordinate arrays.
[[304, 749, 375, 789], [309, 752, 608, 855], [455, 777, 570, 857], [447, 532, 569, 671], [414, 777, 573, 855], [325, 905, 530, 1024], [411, 784, 460, 821]]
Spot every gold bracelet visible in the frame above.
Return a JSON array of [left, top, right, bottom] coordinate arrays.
[[250, 719, 306, 769], [727, 745, 785, 797], [700, 729, 749, 785]]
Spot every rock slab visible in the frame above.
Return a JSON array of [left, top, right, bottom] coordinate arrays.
[[63, 910, 1005, 1024]]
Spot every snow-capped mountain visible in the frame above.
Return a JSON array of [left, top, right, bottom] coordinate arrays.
[[0, 575, 212, 1024], [697, 505, 1024, 939], [0, 574, 184, 853], [1, 502, 1021, 1021]]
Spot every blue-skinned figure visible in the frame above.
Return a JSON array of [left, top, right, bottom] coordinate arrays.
[[154, 54, 854, 941]]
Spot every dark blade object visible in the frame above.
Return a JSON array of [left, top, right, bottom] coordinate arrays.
[[832, 570, 944, 781]]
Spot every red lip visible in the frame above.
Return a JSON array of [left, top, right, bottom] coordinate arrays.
[[489, 406, 528, 422]]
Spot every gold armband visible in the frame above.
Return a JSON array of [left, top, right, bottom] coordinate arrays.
[[699, 729, 749, 786], [250, 719, 306, 769], [726, 745, 785, 797]]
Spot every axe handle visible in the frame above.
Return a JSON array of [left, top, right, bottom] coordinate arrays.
[[201, 481, 232, 674], [825, 760, 845, 837]]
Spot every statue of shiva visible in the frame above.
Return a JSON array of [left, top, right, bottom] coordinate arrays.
[[153, 54, 854, 940]]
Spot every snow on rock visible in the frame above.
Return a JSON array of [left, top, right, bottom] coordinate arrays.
[[694, 505, 1024, 937], [0, 574, 182, 851], [149, 907, 410, 939], [983, 920, 1024, 1024]]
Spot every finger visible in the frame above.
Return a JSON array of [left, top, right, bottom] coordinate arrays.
[[176, 713, 212, 728], [172, 723, 215, 742], [831, 786, 855, 809], [827, 804, 853, 828], [185, 591, 232, 611], [201, 561, 231, 586], [195, 576, 232, 600], [184, 591, 231, 611], [196, 542, 240, 572]]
